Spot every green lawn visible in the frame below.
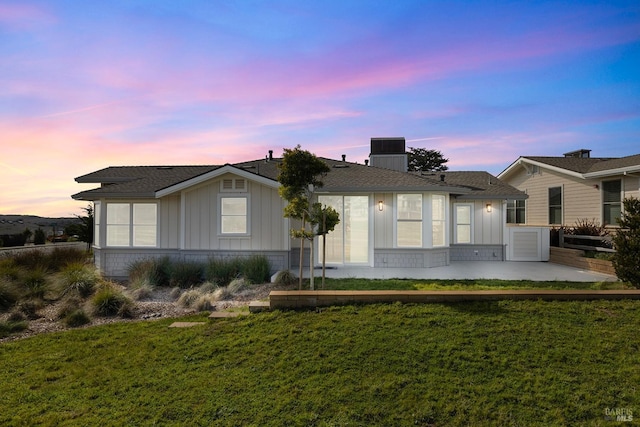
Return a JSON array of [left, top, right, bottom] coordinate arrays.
[[1, 300, 638, 426], [318, 277, 629, 291]]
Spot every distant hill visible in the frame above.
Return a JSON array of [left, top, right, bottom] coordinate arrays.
[[0, 215, 81, 237]]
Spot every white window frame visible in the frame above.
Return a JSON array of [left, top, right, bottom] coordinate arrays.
[[105, 202, 158, 247], [219, 195, 250, 236], [396, 194, 423, 247], [93, 201, 101, 247], [431, 194, 446, 247], [548, 186, 563, 225], [602, 179, 622, 226], [454, 203, 474, 244], [506, 199, 526, 224]]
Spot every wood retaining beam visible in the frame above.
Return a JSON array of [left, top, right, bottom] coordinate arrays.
[[269, 290, 640, 309]]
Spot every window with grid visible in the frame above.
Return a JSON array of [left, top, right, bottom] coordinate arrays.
[[507, 200, 526, 224], [602, 180, 621, 226], [548, 187, 562, 225], [397, 194, 422, 247]]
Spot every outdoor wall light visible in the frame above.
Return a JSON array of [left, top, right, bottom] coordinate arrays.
[[378, 201, 384, 211], [486, 203, 492, 213]]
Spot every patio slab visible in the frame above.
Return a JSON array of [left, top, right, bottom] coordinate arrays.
[[303, 261, 618, 282]]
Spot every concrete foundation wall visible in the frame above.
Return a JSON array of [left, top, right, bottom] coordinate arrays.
[[95, 247, 289, 279], [450, 245, 504, 261]]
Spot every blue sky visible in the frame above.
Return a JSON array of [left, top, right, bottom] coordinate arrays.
[[1, 0, 639, 216]]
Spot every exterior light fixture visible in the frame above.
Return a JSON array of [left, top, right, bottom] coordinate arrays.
[[486, 203, 492, 213], [378, 201, 384, 211]]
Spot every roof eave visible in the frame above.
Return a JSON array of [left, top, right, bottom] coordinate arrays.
[[584, 166, 640, 179]]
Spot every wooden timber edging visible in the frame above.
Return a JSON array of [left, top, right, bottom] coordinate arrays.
[[268, 290, 640, 309], [549, 247, 616, 276]]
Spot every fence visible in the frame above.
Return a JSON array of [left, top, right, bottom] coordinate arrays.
[[558, 229, 615, 253]]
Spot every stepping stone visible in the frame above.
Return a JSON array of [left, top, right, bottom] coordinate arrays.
[[169, 322, 206, 328], [249, 300, 270, 313], [208, 311, 248, 319]]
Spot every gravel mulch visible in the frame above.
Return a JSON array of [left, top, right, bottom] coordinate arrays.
[[0, 282, 292, 343]]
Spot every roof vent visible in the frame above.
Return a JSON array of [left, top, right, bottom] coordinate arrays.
[[268, 150, 273, 161], [440, 174, 445, 182], [342, 154, 346, 161]]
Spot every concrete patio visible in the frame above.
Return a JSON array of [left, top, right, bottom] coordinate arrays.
[[304, 261, 619, 282]]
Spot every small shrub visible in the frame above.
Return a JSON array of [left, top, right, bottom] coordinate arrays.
[[205, 257, 242, 286], [12, 250, 49, 271], [228, 277, 248, 294], [169, 261, 204, 289], [0, 278, 19, 312], [57, 297, 83, 319], [169, 287, 182, 300], [127, 257, 172, 287], [177, 289, 202, 308], [241, 255, 270, 284], [16, 299, 43, 319], [274, 270, 297, 286], [58, 262, 100, 298], [21, 268, 50, 299], [0, 320, 28, 338], [130, 278, 155, 301], [48, 247, 90, 270], [0, 258, 21, 281], [198, 281, 218, 293], [7, 310, 27, 322], [92, 284, 132, 317], [212, 287, 233, 301], [194, 295, 215, 312], [64, 309, 91, 327]]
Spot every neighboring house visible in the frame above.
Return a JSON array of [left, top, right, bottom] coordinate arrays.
[[498, 149, 640, 228], [73, 138, 532, 279]]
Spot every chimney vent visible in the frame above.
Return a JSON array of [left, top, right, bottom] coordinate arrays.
[[342, 154, 346, 161], [268, 150, 273, 161], [364, 159, 369, 166]]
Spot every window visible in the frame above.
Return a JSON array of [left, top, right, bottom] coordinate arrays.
[[106, 203, 157, 247], [548, 187, 562, 225], [221, 197, 248, 234], [454, 204, 472, 244], [93, 201, 101, 247], [603, 180, 621, 226], [507, 200, 526, 224], [397, 194, 422, 247], [432, 195, 446, 247]]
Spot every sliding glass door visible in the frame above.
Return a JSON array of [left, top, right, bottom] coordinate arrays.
[[318, 195, 369, 264]]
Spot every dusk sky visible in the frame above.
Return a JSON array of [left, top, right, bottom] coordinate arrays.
[[2, 1, 639, 217]]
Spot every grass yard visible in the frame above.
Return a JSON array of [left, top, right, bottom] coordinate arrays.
[[319, 277, 630, 291], [1, 299, 639, 426]]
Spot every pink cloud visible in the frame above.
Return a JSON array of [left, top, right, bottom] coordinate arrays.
[[0, 3, 55, 30]]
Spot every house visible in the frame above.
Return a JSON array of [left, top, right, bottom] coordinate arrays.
[[73, 138, 534, 279], [498, 149, 640, 228]]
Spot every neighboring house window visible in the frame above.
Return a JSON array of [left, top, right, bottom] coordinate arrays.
[[432, 195, 446, 247], [94, 201, 101, 246], [602, 180, 622, 226], [106, 203, 157, 247], [454, 204, 473, 244], [220, 197, 248, 234], [506, 200, 526, 224], [397, 194, 422, 247], [548, 187, 562, 225]]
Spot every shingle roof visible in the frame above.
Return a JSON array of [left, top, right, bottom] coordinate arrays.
[[523, 156, 611, 173], [72, 158, 524, 200]]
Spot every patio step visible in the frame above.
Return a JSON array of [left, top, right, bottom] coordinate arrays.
[[249, 300, 270, 313]]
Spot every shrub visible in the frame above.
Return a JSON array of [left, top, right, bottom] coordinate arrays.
[[194, 295, 215, 312], [64, 309, 91, 327], [205, 257, 242, 286], [57, 297, 83, 320], [169, 287, 182, 300], [274, 270, 297, 287], [129, 278, 155, 301], [177, 289, 202, 308], [127, 257, 172, 287], [12, 250, 49, 271], [48, 247, 90, 270], [0, 278, 19, 312], [613, 197, 640, 288], [0, 320, 28, 338], [0, 233, 27, 247], [58, 262, 100, 298], [92, 284, 132, 317], [0, 258, 21, 281], [16, 299, 43, 319], [21, 267, 50, 300], [241, 255, 271, 284], [228, 277, 248, 294], [169, 261, 204, 289], [33, 228, 46, 245], [198, 281, 218, 293]]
